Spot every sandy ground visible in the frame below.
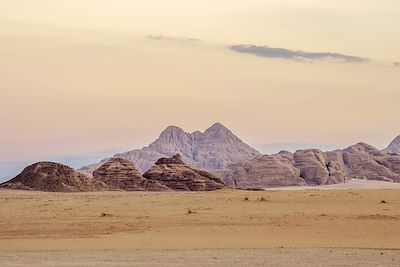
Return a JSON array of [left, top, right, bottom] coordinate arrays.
[[266, 179, 400, 190], [0, 188, 399, 266], [0, 249, 399, 267]]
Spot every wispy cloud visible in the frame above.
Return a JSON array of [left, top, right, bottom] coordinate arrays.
[[148, 35, 200, 43], [394, 62, 400, 68], [230, 44, 369, 63]]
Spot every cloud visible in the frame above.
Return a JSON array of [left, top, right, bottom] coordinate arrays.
[[230, 44, 369, 63], [394, 62, 400, 68], [148, 35, 200, 43]]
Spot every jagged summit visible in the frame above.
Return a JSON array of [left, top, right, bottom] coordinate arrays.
[[203, 122, 237, 140], [206, 122, 230, 132], [159, 126, 187, 139], [78, 123, 261, 176]]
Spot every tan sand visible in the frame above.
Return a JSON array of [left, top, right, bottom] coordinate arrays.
[[0, 188, 399, 265], [1, 249, 399, 267], [265, 179, 400, 190]]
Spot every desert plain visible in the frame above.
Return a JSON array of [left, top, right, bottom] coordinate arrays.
[[0, 186, 399, 266]]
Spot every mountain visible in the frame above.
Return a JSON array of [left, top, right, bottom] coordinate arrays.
[[386, 135, 400, 155], [0, 162, 108, 192], [143, 154, 226, 191], [93, 158, 169, 191], [222, 142, 400, 188], [78, 123, 261, 176]]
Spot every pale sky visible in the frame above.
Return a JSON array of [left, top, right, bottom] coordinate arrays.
[[1, 0, 400, 172]]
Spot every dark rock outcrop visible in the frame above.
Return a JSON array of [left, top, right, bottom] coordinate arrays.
[[143, 154, 226, 191], [92, 158, 169, 191], [0, 162, 108, 192]]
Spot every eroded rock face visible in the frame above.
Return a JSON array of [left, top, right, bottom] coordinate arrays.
[[143, 154, 226, 191], [0, 162, 108, 192], [222, 142, 400, 188], [294, 149, 333, 185], [325, 151, 349, 181], [78, 123, 261, 176], [92, 158, 169, 191], [341, 143, 400, 182], [386, 135, 400, 155], [78, 128, 400, 188], [221, 155, 306, 188]]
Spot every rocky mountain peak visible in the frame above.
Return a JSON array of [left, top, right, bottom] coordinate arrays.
[[78, 123, 261, 176], [159, 126, 188, 140], [203, 122, 236, 139], [207, 122, 229, 131], [387, 135, 400, 155]]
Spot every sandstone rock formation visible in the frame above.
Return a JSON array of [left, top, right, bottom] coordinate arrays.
[[0, 162, 108, 192], [293, 149, 347, 185], [78, 123, 261, 177], [386, 135, 400, 155], [143, 154, 226, 191], [222, 143, 400, 188], [78, 127, 400, 189], [339, 143, 400, 182], [221, 154, 306, 188], [93, 158, 170, 191], [293, 149, 331, 185]]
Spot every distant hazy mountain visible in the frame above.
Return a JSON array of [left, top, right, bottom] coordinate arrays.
[[253, 143, 341, 155], [78, 123, 261, 176]]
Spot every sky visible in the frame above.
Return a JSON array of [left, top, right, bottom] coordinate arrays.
[[1, 0, 400, 180]]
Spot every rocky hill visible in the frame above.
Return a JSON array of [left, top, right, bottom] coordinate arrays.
[[143, 154, 226, 191], [221, 154, 305, 188], [93, 158, 169, 191], [339, 142, 400, 182], [222, 142, 400, 188], [0, 162, 108, 192], [78, 123, 261, 177]]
